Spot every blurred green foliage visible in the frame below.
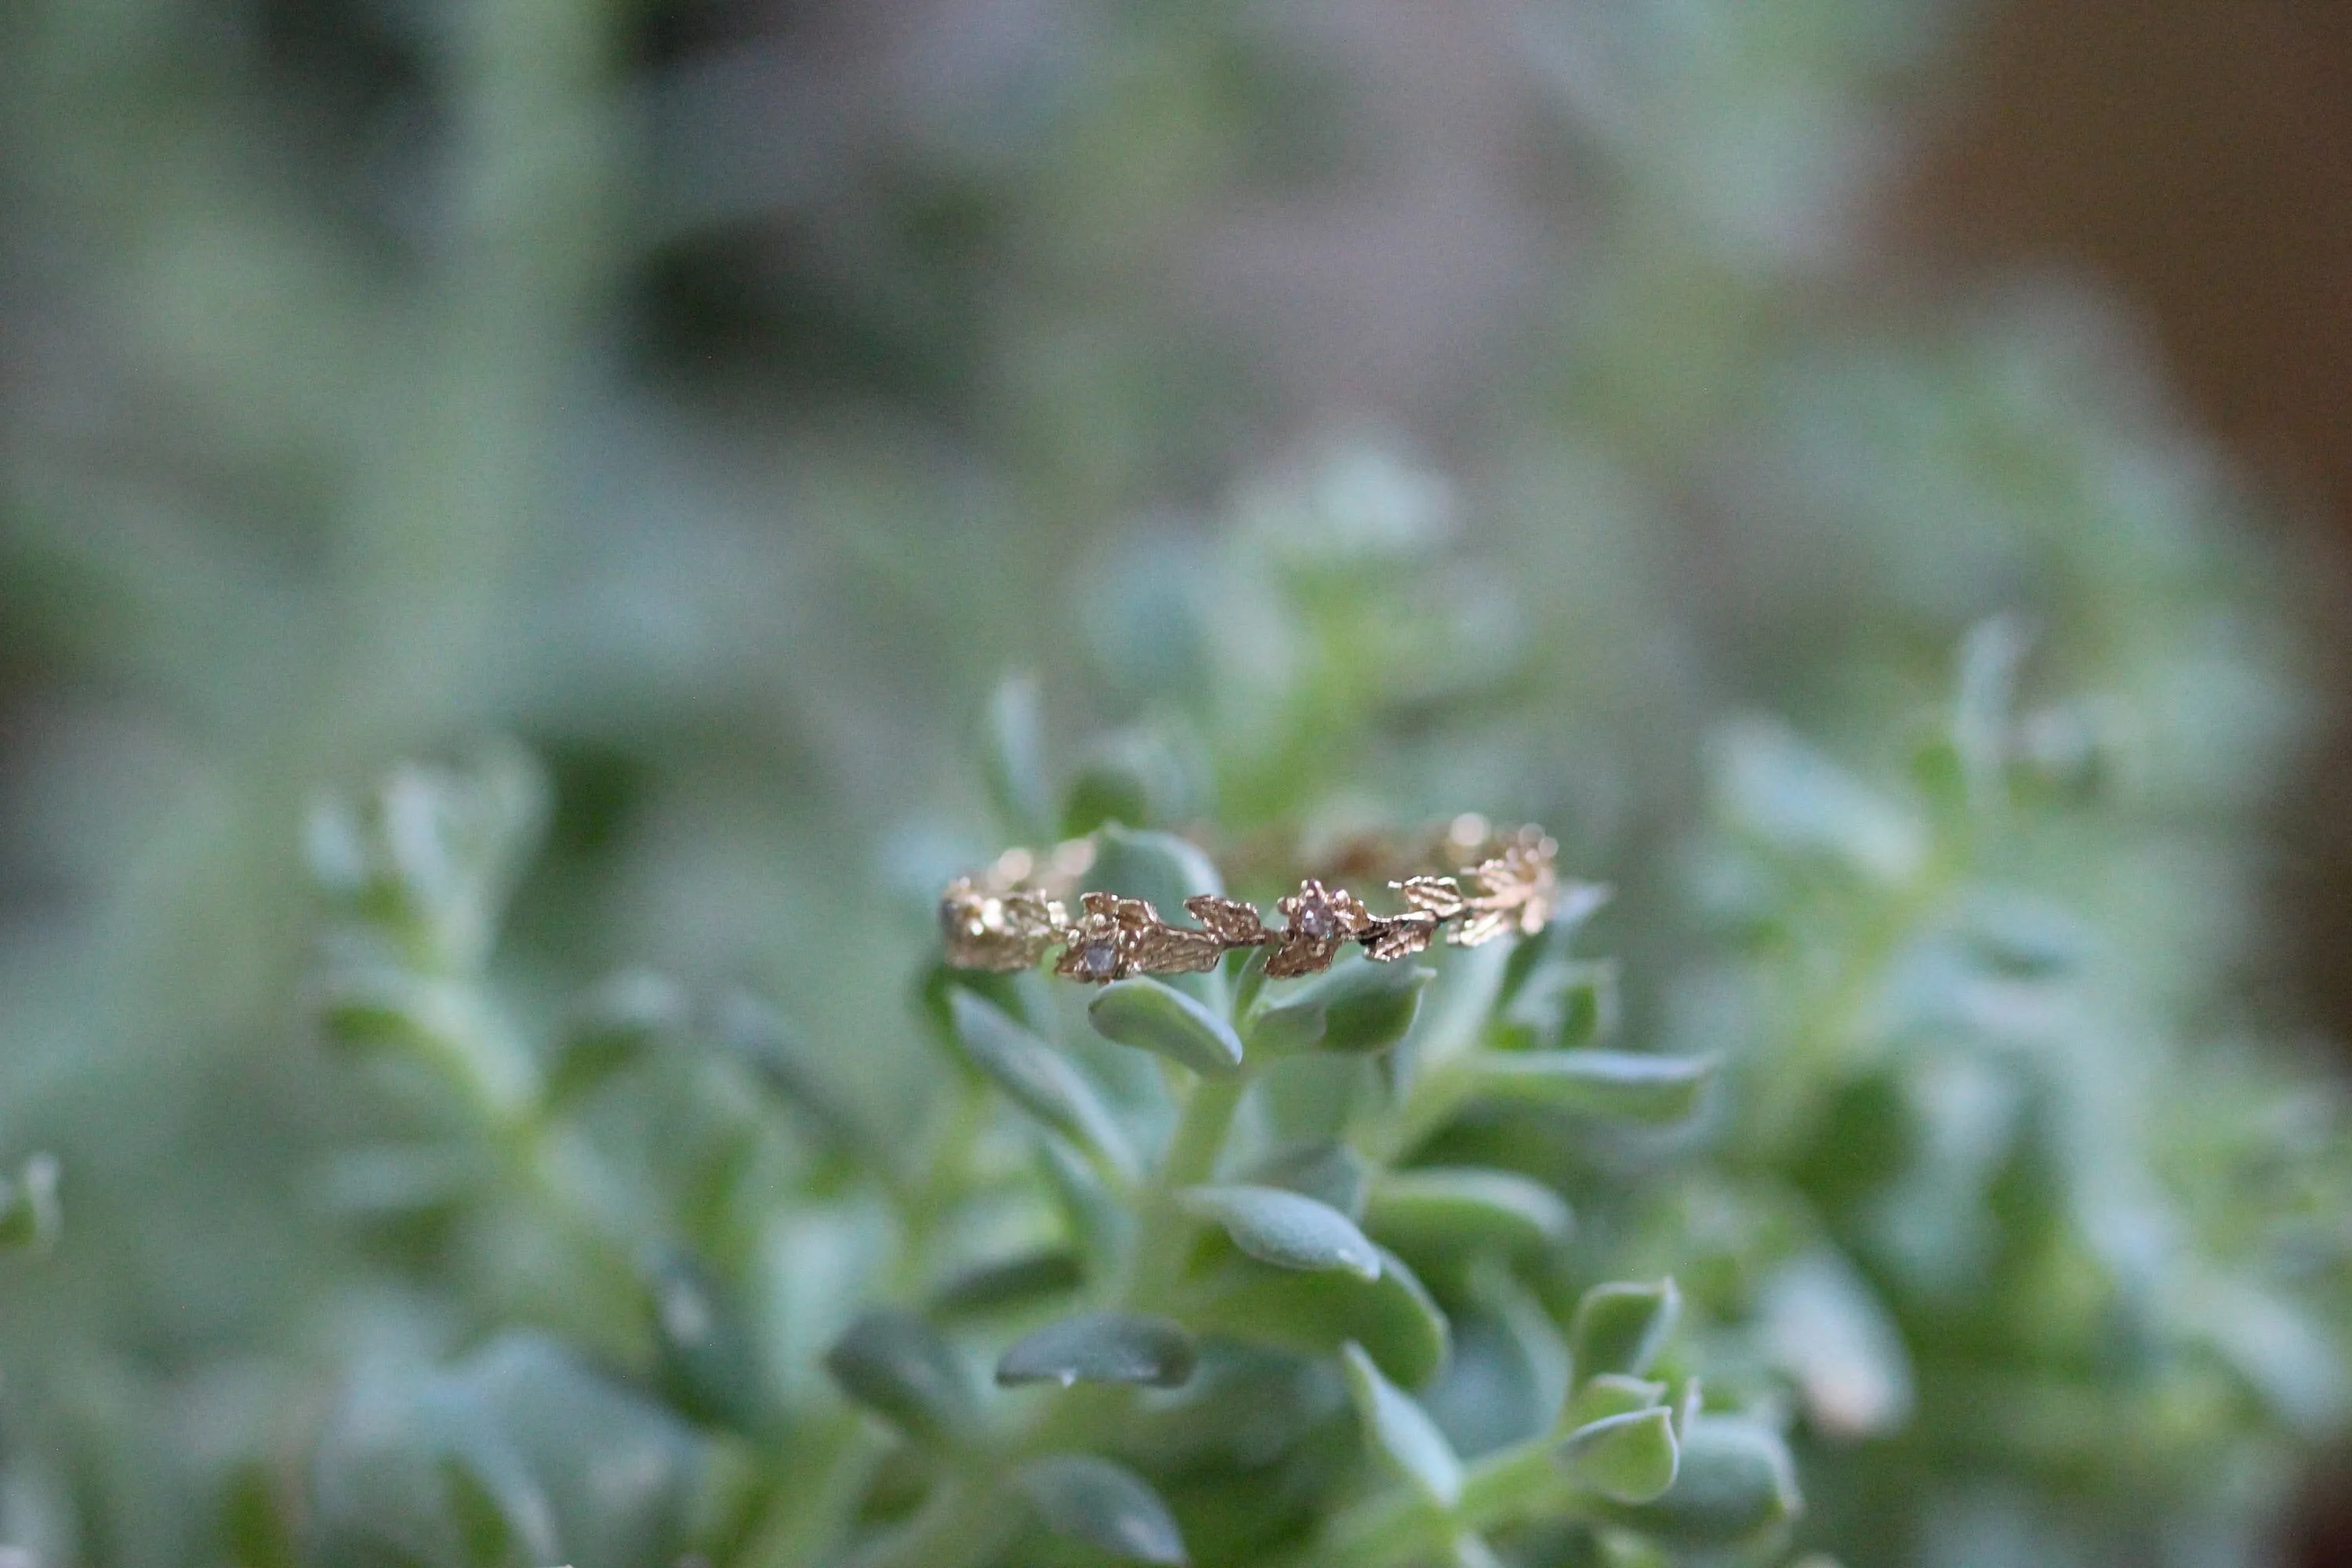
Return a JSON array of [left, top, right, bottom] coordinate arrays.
[[0, 0, 2345, 1566]]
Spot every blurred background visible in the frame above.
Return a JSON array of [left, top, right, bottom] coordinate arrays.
[[2, 0, 2350, 1564]]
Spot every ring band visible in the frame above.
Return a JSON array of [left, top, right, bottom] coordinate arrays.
[[939, 818, 1576, 984]]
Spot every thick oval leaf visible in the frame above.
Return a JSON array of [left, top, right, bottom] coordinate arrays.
[[1456, 1052, 1715, 1126], [1036, 1135, 1133, 1271], [715, 989, 879, 1168], [979, 673, 1053, 837], [456, 1333, 703, 1565], [1494, 959, 1618, 1052], [1421, 1272, 1574, 1457], [1558, 1374, 1668, 1436], [823, 1309, 977, 1445], [998, 1312, 1198, 1389], [311, 1332, 702, 1568], [1248, 956, 1432, 1057], [1711, 717, 1927, 886], [649, 1250, 773, 1436], [1367, 1168, 1572, 1260], [1314, 958, 1434, 1054], [543, 968, 686, 1109], [1123, 1346, 1341, 1472], [1590, 1417, 1800, 1548], [1090, 824, 1225, 914], [1091, 978, 1244, 1077], [1571, 1279, 1680, 1382], [1178, 1185, 1381, 1279], [0, 1153, 60, 1254], [1017, 1454, 1189, 1566], [930, 1247, 1086, 1320], [950, 991, 1137, 1180], [1185, 1245, 1450, 1389], [1559, 1406, 1679, 1504], [1758, 1249, 1915, 1439], [1243, 1140, 1373, 1219], [1342, 1343, 1462, 1508]]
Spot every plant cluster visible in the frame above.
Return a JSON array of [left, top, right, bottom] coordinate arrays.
[[0, 2, 2346, 1566], [261, 456, 2352, 1568], [289, 729, 1783, 1567]]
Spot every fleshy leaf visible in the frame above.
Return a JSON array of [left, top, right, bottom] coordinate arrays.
[[1178, 1185, 1382, 1279], [1090, 825, 1225, 919], [1558, 1373, 1667, 1436], [1758, 1249, 1915, 1439], [1712, 717, 1927, 886], [1037, 1135, 1133, 1272], [1016, 1454, 1189, 1566], [930, 1248, 1086, 1320], [980, 673, 1053, 837], [1571, 1279, 1680, 1382], [716, 989, 880, 1170], [543, 968, 686, 1109], [950, 991, 1137, 1180], [998, 1312, 1198, 1389], [1184, 1245, 1449, 1388], [1090, 978, 1245, 1077], [0, 1153, 60, 1254], [1247, 954, 1433, 1056], [1366, 1167, 1572, 1260], [823, 1309, 977, 1445], [649, 1249, 773, 1436], [1342, 1342, 1462, 1508], [1590, 1417, 1801, 1548], [1455, 1051, 1715, 1125], [1559, 1406, 1680, 1504], [1243, 1141, 1373, 1219], [1494, 959, 1618, 1052]]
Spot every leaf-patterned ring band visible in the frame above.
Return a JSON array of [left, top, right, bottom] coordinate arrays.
[[939, 818, 1596, 984]]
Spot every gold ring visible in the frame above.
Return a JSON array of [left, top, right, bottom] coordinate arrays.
[[939, 818, 1575, 984]]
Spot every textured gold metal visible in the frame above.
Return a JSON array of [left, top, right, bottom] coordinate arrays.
[[939, 823, 1580, 984]]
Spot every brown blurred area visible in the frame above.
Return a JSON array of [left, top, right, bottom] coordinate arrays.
[[1896, 6, 2352, 1563], [1897, 0, 2352, 1051]]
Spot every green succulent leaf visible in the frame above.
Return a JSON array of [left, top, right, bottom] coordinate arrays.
[[1558, 1373, 1668, 1435], [980, 672, 1054, 837], [1241, 1140, 1374, 1218], [1454, 1051, 1715, 1125], [1712, 718, 1927, 887], [1366, 1167, 1572, 1260], [440, 1454, 538, 1568], [950, 991, 1137, 1180], [1570, 1279, 1680, 1382], [1016, 1453, 1190, 1566], [648, 1249, 773, 1436], [1185, 1244, 1450, 1388], [1037, 1134, 1134, 1272], [1494, 959, 1618, 1051], [1343, 1341, 1463, 1508], [222, 1459, 300, 1568], [0, 1153, 60, 1254], [308, 1333, 701, 1568], [1089, 823, 1225, 913], [1589, 1417, 1801, 1548], [1178, 1184, 1382, 1278], [997, 1311, 1198, 1389], [1247, 954, 1433, 1057], [1090, 978, 1246, 1076], [929, 1247, 1086, 1320], [540, 967, 685, 1110], [1559, 1406, 1680, 1504], [714, 988, 879, 1168], [1758, 1249, 1915, 1439], [822, 1309, 978, 1446]]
